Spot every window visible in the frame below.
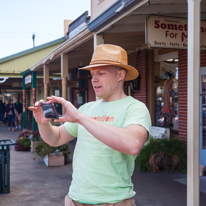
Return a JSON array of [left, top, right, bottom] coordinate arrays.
[[155, 64, 179, 136]]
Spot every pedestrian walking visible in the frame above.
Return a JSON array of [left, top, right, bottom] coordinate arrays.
[[29, 44, 151, 206], [14, 98, 23, 130], [5, 99, 15, 131], [0, 100, 5, 123]]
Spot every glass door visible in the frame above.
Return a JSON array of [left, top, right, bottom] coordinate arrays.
[[200, 67, 206, 167]]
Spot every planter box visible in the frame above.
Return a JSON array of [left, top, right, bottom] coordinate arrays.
[[30, 141, 40, 152], [44, 153, 65, 167]]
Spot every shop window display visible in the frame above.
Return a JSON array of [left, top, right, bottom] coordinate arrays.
[[201, 75, 206, 148], [155, 70, 178, 135]]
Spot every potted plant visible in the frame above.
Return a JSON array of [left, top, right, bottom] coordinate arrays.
[[34, 140, 70, 167], [14, 130, 33, 151], [29, 130, 42, 152]]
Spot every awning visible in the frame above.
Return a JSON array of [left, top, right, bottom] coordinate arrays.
[[29, 27, 93, 72]]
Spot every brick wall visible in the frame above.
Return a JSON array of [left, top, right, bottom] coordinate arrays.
[[178, 50, 187, 143], [128, 50, 149, 107], [178, 50, 206, 143]]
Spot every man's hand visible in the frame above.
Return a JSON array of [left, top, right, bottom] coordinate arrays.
[[28, 100, 50, 125], [46, 96, 82, 123]]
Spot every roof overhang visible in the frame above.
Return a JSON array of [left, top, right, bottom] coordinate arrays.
[[30, 27, 94, 72], [87, 0, 206, 53], [88, 0, 149, 33], [0, 37, 66, 63]]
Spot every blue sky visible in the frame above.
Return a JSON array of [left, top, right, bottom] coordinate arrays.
[[0, 0, 91, 59]]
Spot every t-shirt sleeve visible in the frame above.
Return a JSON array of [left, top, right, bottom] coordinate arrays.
[[64, 122, 78, 137], [63, 105, 85, 137], [123, 102, 151, 133]]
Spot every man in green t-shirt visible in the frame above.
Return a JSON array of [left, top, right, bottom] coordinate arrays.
[[29, 44, 151, 206]]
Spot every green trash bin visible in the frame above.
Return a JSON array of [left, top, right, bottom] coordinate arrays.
[[0, 139, 15, 194]]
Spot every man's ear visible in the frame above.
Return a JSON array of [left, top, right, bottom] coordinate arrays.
[[118, 69, 126, 81]]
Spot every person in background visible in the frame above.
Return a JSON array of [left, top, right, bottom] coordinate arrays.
[[0, 100, 5, 123], [14, 98, 23, 130], [5, 99, 15, 131]]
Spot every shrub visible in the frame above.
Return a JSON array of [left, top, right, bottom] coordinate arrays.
[[19, 136, 31, 149], [15, 130, 42, 151], [34, 140, 70, 162], [136, 137, 187, 173], [29, 130, 42, 141], [14, 130, 33, 151]]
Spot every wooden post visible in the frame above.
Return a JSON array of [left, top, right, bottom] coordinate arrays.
[[44, 64, 49, 101], [22, 76, 27, 131], [32, 72, 37, 131], [187, 0, 201, 205], [93, 33, 104, 101], [94, 33, 104, 50], [61, 53, 69, 115]]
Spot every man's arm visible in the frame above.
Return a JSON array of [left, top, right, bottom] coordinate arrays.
[[77, 113, 147, 156], [46, 96, 148, 155], [37, 122, 76, 146]]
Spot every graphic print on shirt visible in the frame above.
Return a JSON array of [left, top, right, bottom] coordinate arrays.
[[91, 115, 114, 122]]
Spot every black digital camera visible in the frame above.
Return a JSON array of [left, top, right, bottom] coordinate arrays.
[[41, 103, 59, 119]]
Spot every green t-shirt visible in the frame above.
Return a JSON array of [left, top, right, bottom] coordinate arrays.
[[64, 96, 151, 204]]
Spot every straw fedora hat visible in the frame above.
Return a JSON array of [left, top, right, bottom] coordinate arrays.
[[79, 44, 139, 81]]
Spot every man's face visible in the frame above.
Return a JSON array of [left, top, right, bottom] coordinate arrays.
[[90, 66, 125, 101], [16, 99, 18, 103]]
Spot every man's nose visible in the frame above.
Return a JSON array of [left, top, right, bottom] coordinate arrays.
[[91, 75, 98, 82]]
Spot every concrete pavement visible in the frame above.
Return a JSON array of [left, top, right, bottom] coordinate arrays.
[[0, 122, 206, 206]]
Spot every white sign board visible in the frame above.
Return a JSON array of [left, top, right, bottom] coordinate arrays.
[[146, 15, 206, 50], [25, 74, 31, 84], [69, 22, 87, 39]]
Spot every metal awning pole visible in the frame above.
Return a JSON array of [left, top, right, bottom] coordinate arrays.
[[187, 0, 201, 205]]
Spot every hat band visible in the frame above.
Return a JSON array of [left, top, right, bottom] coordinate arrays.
[[90, 60, 125, 65]]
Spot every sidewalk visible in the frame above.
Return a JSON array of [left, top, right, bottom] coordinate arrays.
[[1, 122, 206, 206]]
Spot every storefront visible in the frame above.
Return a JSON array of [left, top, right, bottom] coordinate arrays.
[[27, 0, 206, 203], [28, 0, 201, 144]]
